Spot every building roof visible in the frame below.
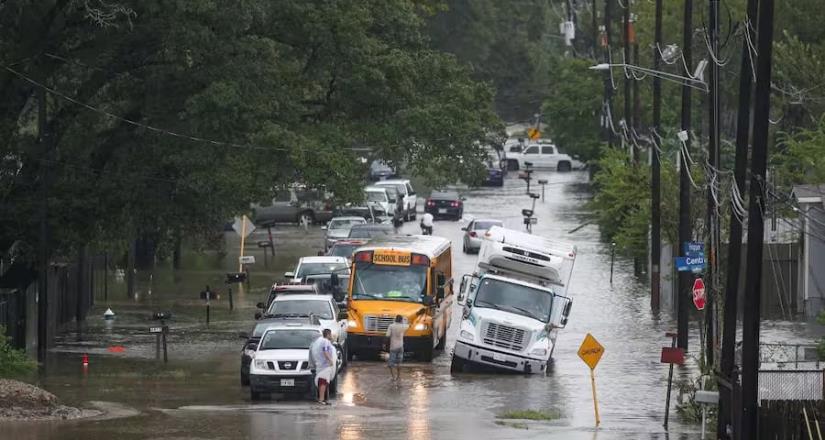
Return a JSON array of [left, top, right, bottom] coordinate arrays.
[[793, 184, 825, 206], [357, 234, 451, 259]]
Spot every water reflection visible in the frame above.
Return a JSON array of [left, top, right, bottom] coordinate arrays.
[[406, 370, 430, 440]]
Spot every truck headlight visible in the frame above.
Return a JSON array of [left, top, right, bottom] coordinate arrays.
[[530, 348, 548, 356], [244, 349, 256, 358], [254, 359, 268, 369], [347, 319, 358, 328], [459, 330, 474, 341], [414, 323, 428, 331]]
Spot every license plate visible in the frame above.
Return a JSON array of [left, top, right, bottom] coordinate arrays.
[[438, 208, 447, 214], [493, 353, 506, 362], [280, 379, 294, 387]]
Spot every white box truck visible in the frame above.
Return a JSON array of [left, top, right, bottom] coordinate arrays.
[[451, 226, 576, 374]]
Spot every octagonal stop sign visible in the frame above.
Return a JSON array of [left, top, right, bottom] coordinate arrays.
[[692, 277, 706, 310]]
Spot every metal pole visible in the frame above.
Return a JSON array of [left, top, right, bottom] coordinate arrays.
[[664, 333, 677, 428], [705, 0, 721, 370], [741, 0, 775, 435], [37, 84, 50, 364], [650, 0, 663, 311], [104, 252, 109, 303], [155, 334, 161, 360], [677, 0, 694, 351], [228, 287, 234, 311], [592, 0, 598, 57], [610, 242, 616, 284], [162, 327, 168, 363], [718, 0, 758, 436]]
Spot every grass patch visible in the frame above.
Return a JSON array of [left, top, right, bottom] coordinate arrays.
[[497, 408, 561, 421], [495, 420, 529, 430]]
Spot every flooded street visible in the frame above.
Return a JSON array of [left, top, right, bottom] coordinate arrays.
[[6, 171, 818, 439]]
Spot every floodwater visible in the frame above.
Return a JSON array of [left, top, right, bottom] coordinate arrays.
[[5, 171, 819, 439]]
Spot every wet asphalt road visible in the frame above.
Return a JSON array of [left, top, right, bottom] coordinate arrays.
[[6, 170, 817, 440]]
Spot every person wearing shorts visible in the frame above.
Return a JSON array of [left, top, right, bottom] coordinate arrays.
[[309, 329, 335, 404], [385, 315, 408, 381]]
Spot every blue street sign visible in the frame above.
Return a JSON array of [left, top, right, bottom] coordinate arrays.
[[675, 256, 706, 273], [683, 241, 705, 257]]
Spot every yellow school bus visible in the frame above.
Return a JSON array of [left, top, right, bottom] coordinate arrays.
[[345, 235, 453, 361]]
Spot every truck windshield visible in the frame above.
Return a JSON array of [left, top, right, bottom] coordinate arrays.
[[352, 263, 427, 302], [473, 278, 552, 322], [259, 329, 320, 350]]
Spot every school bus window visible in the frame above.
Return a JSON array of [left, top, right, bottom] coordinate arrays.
[[352, 262, 428, 303]]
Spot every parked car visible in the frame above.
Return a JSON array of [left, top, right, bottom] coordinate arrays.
[[333, 204, 392, 224], [251, 185, 334, 226], [347, 223, 394, 239], [265, 294, 349, 362], [424, 190, 464, 220], [326, 239, 368, 261], [239, 318, 284, 386], [323, 216, 367, 251], [364, 186, 395, 217], [285, 256, 350, 283], [461, 218, 504, 253], [368, 160, 395, 181], [248, 319, 342, 400], [260, 284, 321, 315], [508, 140, 585, 171], [373, 179, 417, 221]]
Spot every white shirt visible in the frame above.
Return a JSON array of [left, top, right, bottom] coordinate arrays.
[[385, 322, 409, 351], [420, 213, 434, 227]]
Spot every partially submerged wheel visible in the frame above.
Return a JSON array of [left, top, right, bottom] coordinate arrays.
[[450, 355, 465, 373]]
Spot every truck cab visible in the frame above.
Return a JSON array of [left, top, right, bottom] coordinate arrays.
[[451, 226, 576, 374]]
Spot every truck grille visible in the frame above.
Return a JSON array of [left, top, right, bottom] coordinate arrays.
[[277, 361, 299, 370], [364, 316, 395, 333], [483, 322, 529, 352]]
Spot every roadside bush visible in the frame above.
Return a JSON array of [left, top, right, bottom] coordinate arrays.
[[0, 328, 36, 377]]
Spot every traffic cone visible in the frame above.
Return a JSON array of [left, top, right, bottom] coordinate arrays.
[[82, 353, 89, 367]]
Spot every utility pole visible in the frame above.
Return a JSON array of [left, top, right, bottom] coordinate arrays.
[[650, 0, 663, 311], [622, 0, 632, 158], [37, 85, 50, 364], [592, 0, 598, 58], [677, 0, 693, 351], [705, 0, 720, 370], [718, 1, 758, 436], [741, 0, 775, 436], [603, 0, 614, 148]]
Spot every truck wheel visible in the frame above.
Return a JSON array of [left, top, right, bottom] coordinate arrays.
[[450, 355, 466, 373], [557, 161, 571, 172], [329, 376, 338, 396], [508, 159, 519, 171], [241, 372, 249, 386], [341, 343, 349, 367], [419, 338, 434, 362]]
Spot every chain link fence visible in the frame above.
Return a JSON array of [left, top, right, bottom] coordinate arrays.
[[759, 370, 825, 401], [760, 343, 821, 370]]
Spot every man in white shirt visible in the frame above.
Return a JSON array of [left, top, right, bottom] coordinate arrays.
[[420, 212, 434, 235], [309, 329, 336, 405], [385, 315, 408, 381]]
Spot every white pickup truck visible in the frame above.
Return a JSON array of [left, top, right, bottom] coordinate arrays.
[[506, 139, 585, 172], [451, 226, 576, 374]]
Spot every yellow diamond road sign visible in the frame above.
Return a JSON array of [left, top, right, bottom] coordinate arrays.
[[577, 333, 605, 370], [527, 127, 541, 140]]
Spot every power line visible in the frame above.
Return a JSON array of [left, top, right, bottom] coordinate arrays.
[[2, 64, 290, 153]]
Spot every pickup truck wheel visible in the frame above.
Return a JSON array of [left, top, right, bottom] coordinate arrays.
[[250, 389, 262, 401], [240, 372, 250, 386], [507, 159, 519, 171], [419, 338, 434, 362], [404, 209, 410, 222], [450, 355, 466, 373], [341, 343, 348, 367], [557, 161, 571, 172], [462, 241, 469, 254]]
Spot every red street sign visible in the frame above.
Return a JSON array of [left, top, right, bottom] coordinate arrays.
[[692, 277, 706, 310], [660, 347, 685, 365]]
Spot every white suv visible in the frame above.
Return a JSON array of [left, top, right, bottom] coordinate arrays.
[[265, 294, 349, 362], [374, 179, 417, 221], [248, 320, 342, 400]]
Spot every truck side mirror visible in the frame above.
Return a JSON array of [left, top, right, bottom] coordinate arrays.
[[560, 300, 573, 327], [238, 331, 249, 340], [422, 296, 434, 306]]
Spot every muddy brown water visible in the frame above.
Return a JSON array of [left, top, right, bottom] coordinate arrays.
[[6, 171, 819, 439]]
